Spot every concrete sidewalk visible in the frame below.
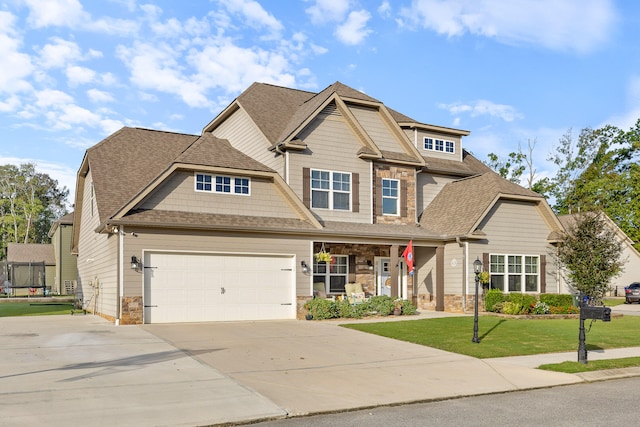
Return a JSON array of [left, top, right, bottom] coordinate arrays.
[[2, 312, 640, 427]]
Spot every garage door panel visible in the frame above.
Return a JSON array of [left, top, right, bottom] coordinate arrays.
[[144, 252, 295, 323]]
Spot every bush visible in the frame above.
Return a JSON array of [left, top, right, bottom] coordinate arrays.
[[532, 301, 550, 315], [304, 298, 338, 320], [484, 289, 505, 312], [397, 299, 417, 315], [540, 294, 574, 307], [506, 293, 537, 314], [368, 295, 396, 316], [549, 305, 580, 315], [501, 301, 525, 315]]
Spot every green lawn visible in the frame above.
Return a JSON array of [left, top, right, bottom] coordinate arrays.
[[342, 315, 640, 359], [540, 357, 640, 373], [0, 301, 75, 317]]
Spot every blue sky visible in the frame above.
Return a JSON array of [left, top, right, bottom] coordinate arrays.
[[1, 0, 639, 206]]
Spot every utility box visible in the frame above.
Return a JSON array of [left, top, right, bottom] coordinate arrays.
[[580, 306, 612, 322]]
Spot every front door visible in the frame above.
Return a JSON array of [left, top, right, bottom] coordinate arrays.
[[376, 257, 407, 298]]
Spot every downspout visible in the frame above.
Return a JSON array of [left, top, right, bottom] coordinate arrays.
[[457, 237, 468, 313], [274, 142, 288, 183], [116, 227, 124, 326]]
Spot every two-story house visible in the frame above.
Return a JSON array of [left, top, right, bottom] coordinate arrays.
[[72, 81, 564, 324]]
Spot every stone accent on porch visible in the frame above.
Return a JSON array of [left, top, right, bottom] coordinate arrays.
[[121, 296, 143, 325]]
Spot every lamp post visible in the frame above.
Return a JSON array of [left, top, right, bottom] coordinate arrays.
[[472, 258, 483, 343]]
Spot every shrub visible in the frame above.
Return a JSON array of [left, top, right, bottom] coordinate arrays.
[[304, 298, 338, 320], [501, 301, 523, 315], [484, 289, 505, 312], [540, 294, 574, 307], [549, 305, 580, 315], [335, 299, 371, 319], [532, 301, 550, 315], [368, 295, 396, 316], [507, 293, 537, 314], [397, 299, 417, 315]]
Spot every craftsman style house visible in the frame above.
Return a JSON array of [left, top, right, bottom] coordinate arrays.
[[72, 82, 564, 324]]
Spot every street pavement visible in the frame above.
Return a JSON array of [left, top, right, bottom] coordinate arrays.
[[1, 303, 639, 426]]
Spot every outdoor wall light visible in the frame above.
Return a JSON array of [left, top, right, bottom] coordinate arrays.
[[367, 260, 374, 270], [301, 260, 310, 274], [131, 256, 140, 271]]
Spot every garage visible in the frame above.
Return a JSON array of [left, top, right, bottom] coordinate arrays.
[[143, 252, 296, 323]]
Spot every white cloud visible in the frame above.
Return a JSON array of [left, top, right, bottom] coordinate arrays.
[[0, 11, 34, 94], [401, 0, 617, 53], [0, 95, 21, 112], [440, 100, 523, 122], [36, 37, 82, 68], [378, 1, 392, 17], [66, 66, 96, 86], [86, 89, 114, 103], [336, 10, 372, 45], [24, 0, 89, 28], [306, 0, 351, 24], [218, 0, 283, 37]]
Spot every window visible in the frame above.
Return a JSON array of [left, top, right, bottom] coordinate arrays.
[[489, 254, 539, 293], [311, 169, 351, 210], [313, 255, 348, 294], [423, 137, 455, 154], [382, 178, 399, 215], [446, 141, 455, 153], [195, 173, 250, 195]]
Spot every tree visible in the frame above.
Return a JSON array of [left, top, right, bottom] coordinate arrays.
[[556, 212, 624, 304], [485, 139, 540, 190], [0, 163, 69, 256]]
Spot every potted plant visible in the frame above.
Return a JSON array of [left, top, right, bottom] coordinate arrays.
[[393, 300, 402, 316], [315, 251, 332, 263]]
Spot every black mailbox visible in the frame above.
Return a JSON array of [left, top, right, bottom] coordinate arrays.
[[580, 306, 611, 322]]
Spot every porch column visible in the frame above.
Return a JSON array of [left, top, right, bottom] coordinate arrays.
[[435, 245, 445, 311], [390, 244, 399, 298]]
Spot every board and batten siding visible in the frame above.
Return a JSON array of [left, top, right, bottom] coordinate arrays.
[[210, 107, 283, 175], [348, 105, 402, 153], [122, 228, 311, 297], [288, 111, 372, 223], [471, 200, 558, 293], [417, 172, 458, 215], [139, 172, 299, 219], [77, 171, 118, 319]]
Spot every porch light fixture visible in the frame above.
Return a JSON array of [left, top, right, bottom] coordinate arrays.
[[367, 260, 373, 270], [472, 257, 483, 343], [131, 256, 140, 271], [301, 260, 310, 275]]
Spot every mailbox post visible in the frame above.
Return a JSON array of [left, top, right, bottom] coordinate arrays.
[[578, 294, 612, 364]]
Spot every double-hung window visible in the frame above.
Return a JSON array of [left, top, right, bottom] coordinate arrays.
[[313, 255, 348, 294], [195, 173, 250, 195], [423, 137, 455, 154], [382, 178, 399, 215], [311, 169, 351, 210], [489, 254, 539, 293]]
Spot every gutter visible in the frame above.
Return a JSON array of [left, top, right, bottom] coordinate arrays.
[[456, 236, 468, 313]]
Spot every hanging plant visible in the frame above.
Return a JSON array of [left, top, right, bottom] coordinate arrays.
[[479, 271, 490, 284], [315, 251, 332, 263]]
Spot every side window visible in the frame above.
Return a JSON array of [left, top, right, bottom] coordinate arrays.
[[382, 178, 399, 215]]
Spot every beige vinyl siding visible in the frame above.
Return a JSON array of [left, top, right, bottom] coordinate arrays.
[[414, 246, 437, 297], [139, 171, 299, 219], [417, 172, 458, 215], [76, 171, 118, 319], [59, 226, 77, 284], [470, 200, 557, 293], [122, 228, 310, 297], [348, 105, 403, 153], [414, 129, 462, 161], [443, 242, 465, 295], [210, 107, 283, 175], [288, 112, 372, 222]]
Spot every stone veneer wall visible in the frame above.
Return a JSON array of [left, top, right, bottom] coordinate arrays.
[[373, 164, 416, 225], [121, 296, 143, 325]]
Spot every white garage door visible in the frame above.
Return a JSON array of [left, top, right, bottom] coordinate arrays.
[[143, 252, 295, 323]]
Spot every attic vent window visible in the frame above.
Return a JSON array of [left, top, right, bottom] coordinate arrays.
[[195, 173, 250, 195]]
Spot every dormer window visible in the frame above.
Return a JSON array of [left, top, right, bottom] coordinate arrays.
[[424, 137, 455, 154], [195, 173, 250, 195]]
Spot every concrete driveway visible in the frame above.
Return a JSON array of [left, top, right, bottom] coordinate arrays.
[[1, 312, 593, 426]]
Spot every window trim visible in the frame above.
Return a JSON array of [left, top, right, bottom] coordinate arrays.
[[313, 255, 348, 294], [381, 178, 400, 216], [310, 168, 352, 211], [194, 172, 251, 196], [489, 254, 539, 293], [423, 137, 455, 154]]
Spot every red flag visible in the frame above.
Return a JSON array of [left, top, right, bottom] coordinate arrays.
[[402, 240, 414, 274]]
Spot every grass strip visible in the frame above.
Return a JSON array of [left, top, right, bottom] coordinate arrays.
[[539, 357, 640, 373], [342, 315, 640, 359]]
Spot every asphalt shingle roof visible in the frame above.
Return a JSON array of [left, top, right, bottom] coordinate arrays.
[[7, 243, 55, 264]]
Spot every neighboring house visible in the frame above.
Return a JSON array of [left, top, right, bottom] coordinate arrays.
[[6, 243, 55, 296], [558, 213, 640, 295], [48, 212, 78, 295], [72, 81, 565, 325]]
